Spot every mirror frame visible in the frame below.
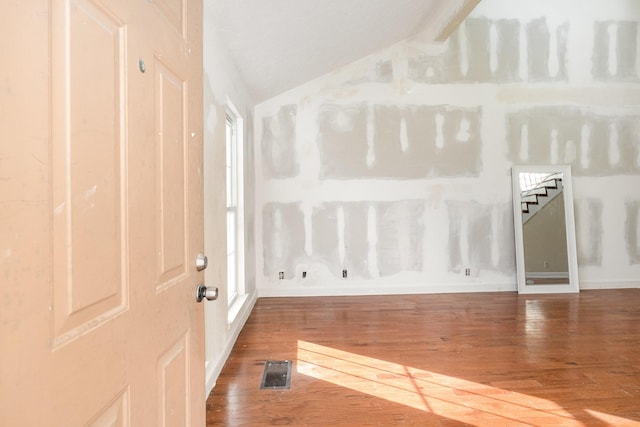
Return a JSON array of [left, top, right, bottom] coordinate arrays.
[[512, 164, 579, 294]]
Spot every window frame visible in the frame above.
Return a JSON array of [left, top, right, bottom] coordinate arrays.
[[225, 101, 245, 319]]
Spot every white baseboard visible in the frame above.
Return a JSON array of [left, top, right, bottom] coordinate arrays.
[[579, 280, 640, 290], [258, 281, 517, 298], [258, 279, 640, 298], [205, 291, 258, 396]]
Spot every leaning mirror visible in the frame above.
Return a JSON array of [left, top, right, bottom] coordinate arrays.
[[511, 165, 579, 294]]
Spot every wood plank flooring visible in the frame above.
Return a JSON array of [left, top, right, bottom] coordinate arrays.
[[206, 289, 640, 426]]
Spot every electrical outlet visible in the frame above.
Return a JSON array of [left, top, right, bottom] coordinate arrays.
[[465, 268, 471, 276], [342, 269, 348, 278], [278, 272, 284, 280], [302, 271, 307, 278]]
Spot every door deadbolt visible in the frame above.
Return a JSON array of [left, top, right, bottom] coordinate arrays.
[[195, 253, 208, 271]]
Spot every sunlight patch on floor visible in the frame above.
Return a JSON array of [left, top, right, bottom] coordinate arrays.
[[584, 409, 637, 425], [296, 340, 635, 426]]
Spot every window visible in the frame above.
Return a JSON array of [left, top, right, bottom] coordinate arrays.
[[225, 104, 244, 316]]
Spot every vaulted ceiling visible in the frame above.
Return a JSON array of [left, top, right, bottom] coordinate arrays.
[[207, 0, 480, 102]]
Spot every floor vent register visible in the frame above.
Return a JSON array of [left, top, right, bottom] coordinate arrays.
[[260, 360, 292, 389]]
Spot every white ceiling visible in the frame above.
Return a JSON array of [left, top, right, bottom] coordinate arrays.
[[207, 0, 479, 103]]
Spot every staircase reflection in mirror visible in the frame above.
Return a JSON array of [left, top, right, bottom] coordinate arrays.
[[512, 165, 579, 294], [520, 171, 568, 284]]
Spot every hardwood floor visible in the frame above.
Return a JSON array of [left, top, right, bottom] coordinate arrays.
[[206, 289, 640, 426]]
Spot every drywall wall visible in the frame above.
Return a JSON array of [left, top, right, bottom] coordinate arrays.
[[203, 2, 257, 395], [254, 0, 640, 296]]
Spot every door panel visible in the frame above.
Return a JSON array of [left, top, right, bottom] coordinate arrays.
[[154, 58, 188, 291], [154, 0, 187, 38], [51, 0, 128, 347], [87, 387, 131, 427], [0, 0, 204, 425], [157, 333, 190, 426]]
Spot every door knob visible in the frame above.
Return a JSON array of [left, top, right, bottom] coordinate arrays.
[[195, 253, 208, 271], [196, 284, 218, 302]]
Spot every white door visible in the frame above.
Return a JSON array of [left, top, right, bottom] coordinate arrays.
[[0, 0, 206, 424]]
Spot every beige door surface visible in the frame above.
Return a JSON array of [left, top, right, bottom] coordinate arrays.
[[1, 0, 205, 425]]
